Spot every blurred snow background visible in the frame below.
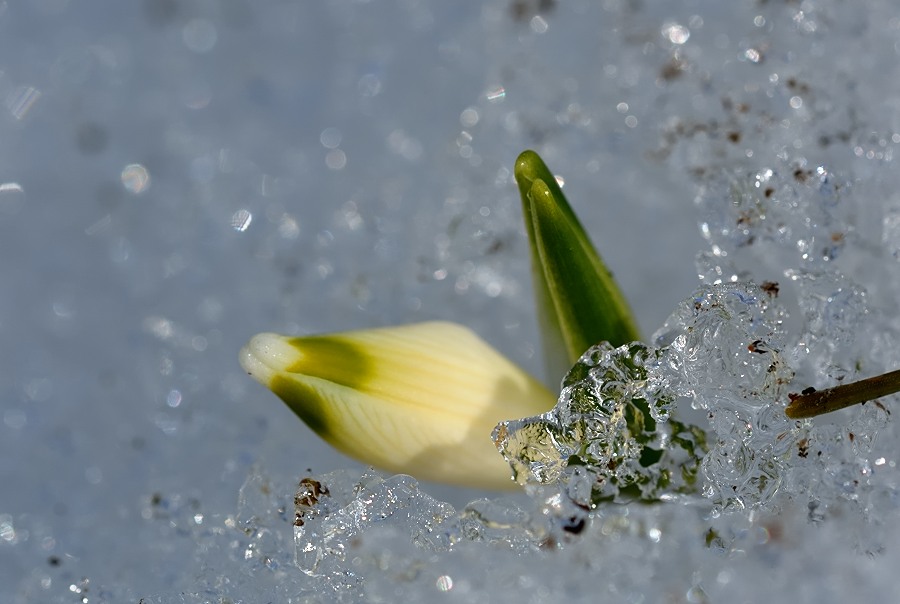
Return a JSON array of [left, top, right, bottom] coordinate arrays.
[[3, 0, 900, 602]]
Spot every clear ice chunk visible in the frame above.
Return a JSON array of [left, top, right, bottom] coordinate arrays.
[[292, 470, 459, 579], [459, 497, 549, 550], [787, 268, 868, 357], [495, 282, 801, 514], [695, 163, 853, 265], [654, 281, 792, 407], [494, 340, 707, 515], [655, 282, 796, 510]]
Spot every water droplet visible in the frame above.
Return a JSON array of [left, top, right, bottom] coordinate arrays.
[[319, 127, 342, 149], [325, 149, 347, 170], [0, 516, 17, 543], [662, 23, 690, 45], [231, 209, 253, 232], [0, 182, 25, 215], [121, 164, 150, 194], [485, 85, 505, 102], [277, 214, 300, 239], [357, 73, 382, 97], [530, 15, 548, 33], [166, 390, 182, 408], [7, 86, 41, 120], [460, 107, 479, 128]]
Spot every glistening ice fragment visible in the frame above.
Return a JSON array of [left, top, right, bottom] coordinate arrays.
[[495, 282, 801, 513], [495, 340, 705, 507]]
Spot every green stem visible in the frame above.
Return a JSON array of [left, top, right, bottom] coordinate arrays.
[[785, 368, 900, 419]]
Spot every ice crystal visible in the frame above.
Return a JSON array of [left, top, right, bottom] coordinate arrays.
[[494, 340, 706, 518], [494, 282, 803, 516], [292, 470, 459, 580]]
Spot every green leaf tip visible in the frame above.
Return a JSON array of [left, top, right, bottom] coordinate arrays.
[[515, 150, 641, 382]]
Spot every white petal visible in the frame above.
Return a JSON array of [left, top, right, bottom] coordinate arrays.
[[240, 321, 556, 489]]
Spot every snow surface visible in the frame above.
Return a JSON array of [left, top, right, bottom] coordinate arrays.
[[3, 1, 900, 602]]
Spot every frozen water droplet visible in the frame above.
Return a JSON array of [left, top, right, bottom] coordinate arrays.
[[485, 85, 505, 102], [0, 182, 25, 215], [654, 282, 792, 405], [6, 86, 41, 120], [495, 341, 702, 509], [694, 162, 852, 264], [662, 23, 690, 45], [121, 163, 150, 194], [231, 209, 253, 232], [744, 48, 762, 63], [529, 15, 548, 34], [325, 149, 347, 170], [319, 127, 342, 149], [650, 282, 798, 510], [787, 269, 867, 346], [0, 182, 25, 216], [695, 250, 741, 284]]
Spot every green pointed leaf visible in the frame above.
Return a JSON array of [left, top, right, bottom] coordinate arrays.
[[515, 150, 640, 381]]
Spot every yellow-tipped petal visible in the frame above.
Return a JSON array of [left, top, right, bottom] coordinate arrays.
[[240, 321, 556, 490]]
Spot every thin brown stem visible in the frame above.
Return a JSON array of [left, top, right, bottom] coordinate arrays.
[[785, 368, 900, 419]]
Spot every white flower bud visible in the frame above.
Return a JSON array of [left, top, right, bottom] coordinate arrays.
[[240, 321, 555, 490]]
